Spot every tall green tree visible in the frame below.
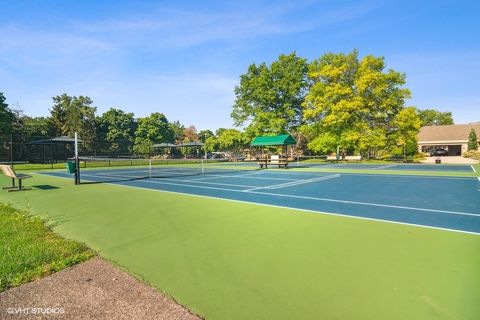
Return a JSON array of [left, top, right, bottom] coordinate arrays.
[[170, 120, 185, 143], [49, 94, 97, 150], [134, 112, 174, 155], [97, 108, 136, 154], [204, 136, 219, 153], [417, 109, 454, 126], [468, 128, 478, 151], [391, 107, 422, 160], [216, 129, 249, 154], [20, 116, 52, 137], [48, 100, 67, 136], [302, 50, 411, 156], [232, 52, 309, 136], [0, 92, 15, 135], [198, 129, 214, 142]]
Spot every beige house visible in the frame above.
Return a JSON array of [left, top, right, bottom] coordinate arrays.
[[418, 123, 480, 156]]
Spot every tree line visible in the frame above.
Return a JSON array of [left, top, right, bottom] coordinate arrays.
[[0, 49, 454, 159], [232, 50, 453, 158]]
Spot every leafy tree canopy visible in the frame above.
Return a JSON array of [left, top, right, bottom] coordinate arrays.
[[49, 94, 97, 148], [135, 112, 174, 145], [97, 108, 136, 142], [216, 129, 249, 153], [302, 50, 411, 155], [170, 120, 185, 143], [232, 52, 309, 136], [199, 129, 214, 142], [417, 109, 454, 126], [183, 125, 198, 142], [0, 92, 15, 135]]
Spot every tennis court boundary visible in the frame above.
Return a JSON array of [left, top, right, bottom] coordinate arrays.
[[35, 172, 480, 236], [93, 172, 479, 218]]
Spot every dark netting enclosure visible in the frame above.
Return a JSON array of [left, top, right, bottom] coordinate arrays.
[[0, 135, 206, 164]]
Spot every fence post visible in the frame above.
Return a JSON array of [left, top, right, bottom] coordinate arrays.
[[10, 134, 13, 166]]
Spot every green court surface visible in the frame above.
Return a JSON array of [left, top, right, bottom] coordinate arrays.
[[1, 173, 479, 320]]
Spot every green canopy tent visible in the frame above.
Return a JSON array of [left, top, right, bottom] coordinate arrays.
[[250, 134, 296, 160], [250, 134, 296, 147]]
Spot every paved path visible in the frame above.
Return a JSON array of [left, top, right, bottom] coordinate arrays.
[[421, 156, 479, 164], [0, 258, 201, 320]]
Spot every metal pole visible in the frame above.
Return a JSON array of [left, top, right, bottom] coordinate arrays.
[[74, 132, 80, 185], [10, 134, 13, 167]]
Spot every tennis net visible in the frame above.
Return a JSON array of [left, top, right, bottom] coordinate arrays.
[[76, 157, 260, 183], [294, 155, 330, 168]]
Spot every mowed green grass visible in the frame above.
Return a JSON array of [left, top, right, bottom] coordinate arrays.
[[0, 173, 479, 319], [0, 203, 95, 292]]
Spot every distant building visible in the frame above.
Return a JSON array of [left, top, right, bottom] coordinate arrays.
[[417, 124, 480, 156]]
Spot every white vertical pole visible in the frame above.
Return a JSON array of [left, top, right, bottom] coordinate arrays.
[[74, 132, 78, 159], [149, 158, 152, 179], [74, 132, 80, 184]]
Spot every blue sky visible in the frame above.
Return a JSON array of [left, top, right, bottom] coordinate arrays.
[[1, 0, 479, 130]]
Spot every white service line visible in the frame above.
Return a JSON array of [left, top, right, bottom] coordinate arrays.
[[244, 174, 340, 191], [162, 177, 257, 188], [372, 164, 398, 170], [191, 173, 296, 182], [472, 165, 477, 173], [80, 172, 480, 218]]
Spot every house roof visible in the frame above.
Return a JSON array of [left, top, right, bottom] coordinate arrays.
[[418, 124, 480, 142], [251, 134, 296, 146]]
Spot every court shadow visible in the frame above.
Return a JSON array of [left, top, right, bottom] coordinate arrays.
[[33, 185, 60, 190]]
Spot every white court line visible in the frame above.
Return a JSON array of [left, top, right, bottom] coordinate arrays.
[[244, 174, 340, 191], [372, 164, 398, 170], [267, 170, 478, 181], [35, 172, 480, 236], [472, 165, 477, 173], [80, 172, 480, 218], [191, 172, 296, 182], [161, 178, 256, 188]]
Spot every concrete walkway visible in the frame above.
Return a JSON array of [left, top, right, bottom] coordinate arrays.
[[420, 156, 479, 164], [0, 257, 201, 320]]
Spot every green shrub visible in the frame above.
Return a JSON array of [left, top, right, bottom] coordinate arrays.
[[463, 150, 480, 160]]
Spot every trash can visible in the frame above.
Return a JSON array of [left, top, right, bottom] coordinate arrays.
[[435, 158, 441, 164], [66, 161, 76, 173]]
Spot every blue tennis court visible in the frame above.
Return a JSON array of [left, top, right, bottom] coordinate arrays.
[[295, 162, 475, 172], [44, 166, 480, 234]]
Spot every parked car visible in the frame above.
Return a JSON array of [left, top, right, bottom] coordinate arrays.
[[430, 149, 448, 156], [208, 152, 227, 160]]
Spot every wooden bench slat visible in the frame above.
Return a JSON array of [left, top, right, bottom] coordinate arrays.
[[0, 165, 32, 191]]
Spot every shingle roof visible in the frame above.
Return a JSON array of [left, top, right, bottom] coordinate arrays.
[[418, 124, 480, 142]]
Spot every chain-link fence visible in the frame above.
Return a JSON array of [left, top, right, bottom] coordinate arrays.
[[0, 135, 205, 164]]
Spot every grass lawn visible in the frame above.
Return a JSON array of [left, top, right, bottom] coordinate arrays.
[[0, 203, 95, 292], [0, 173, 479, 319]]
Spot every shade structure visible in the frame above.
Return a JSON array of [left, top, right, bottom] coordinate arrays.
[[250, 134, 296, 146], [152, 143, 178, 148], [177, 142, 204, 147], [26, 136, 81, 145]]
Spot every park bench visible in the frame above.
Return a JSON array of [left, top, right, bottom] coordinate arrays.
[[0, 164, 32, 192], [258, 155, 288, 169]]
